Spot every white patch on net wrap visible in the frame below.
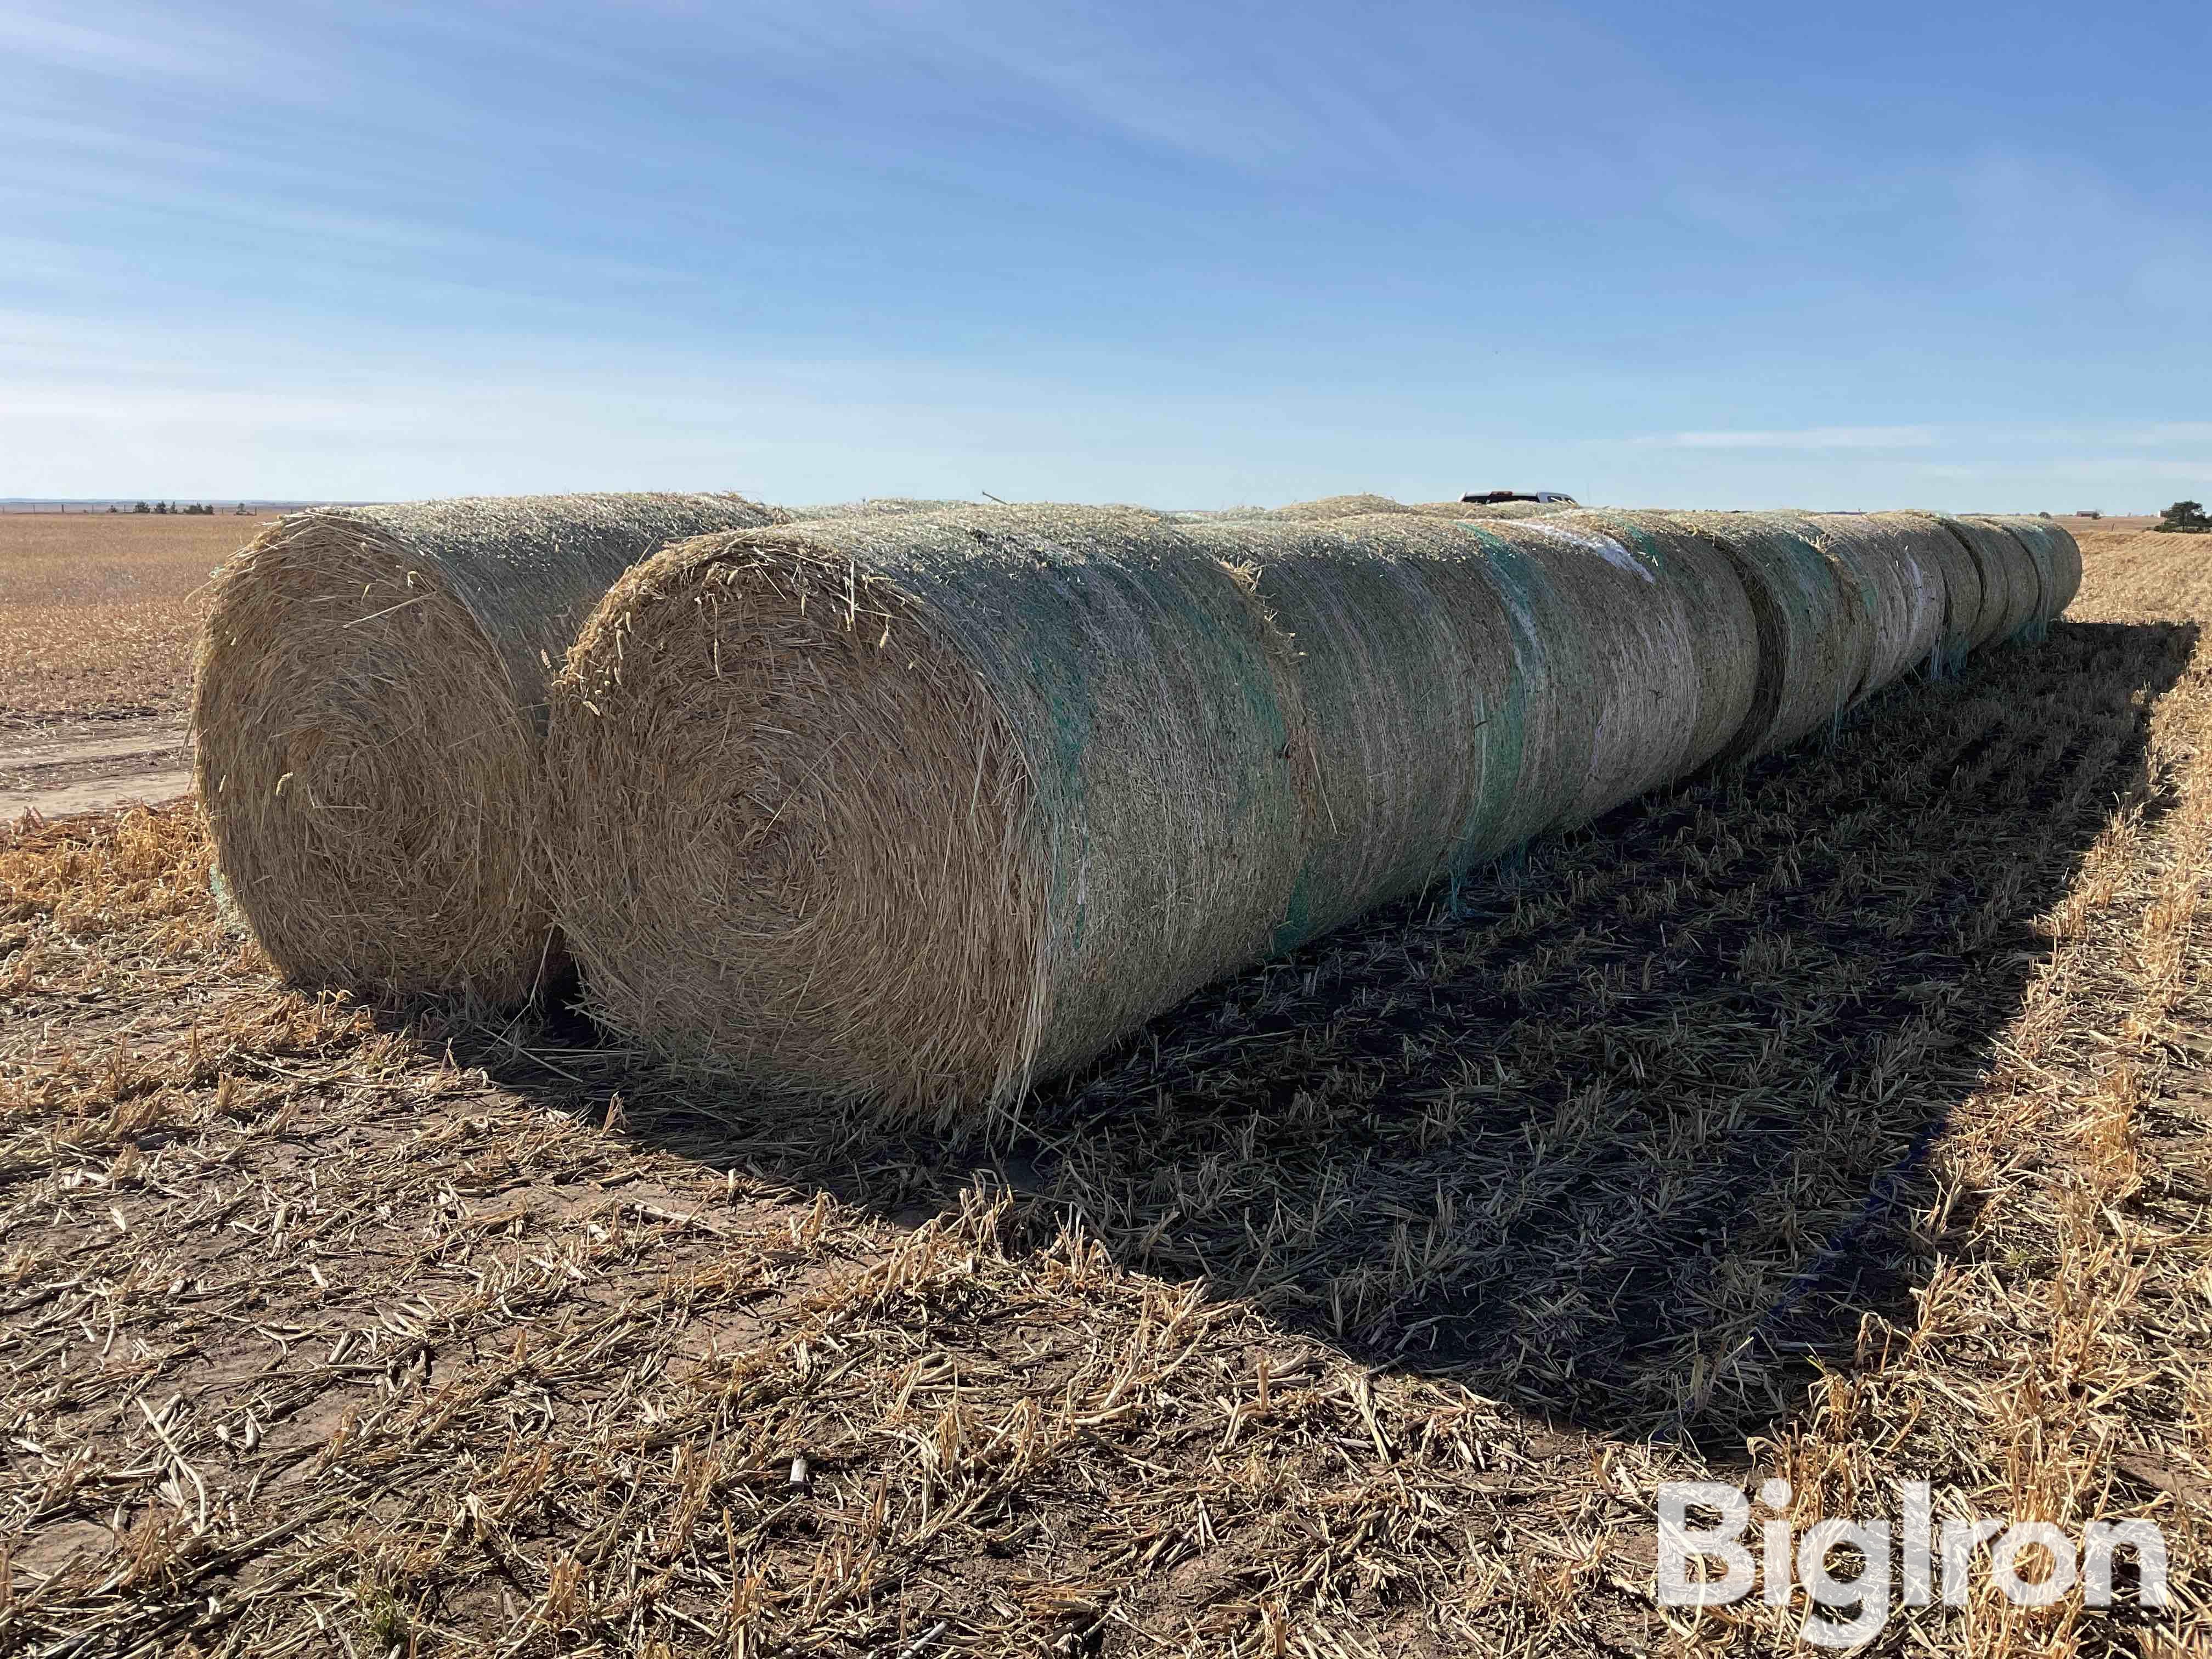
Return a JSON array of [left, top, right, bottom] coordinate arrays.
[[1520, 521, 1657, 583]]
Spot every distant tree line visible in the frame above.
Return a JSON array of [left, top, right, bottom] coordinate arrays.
[[2158, 500, 2210, 534], [124, 501, 249, 515]]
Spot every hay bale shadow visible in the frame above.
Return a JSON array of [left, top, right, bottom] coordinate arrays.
[[447, 617, 2196, 1451]]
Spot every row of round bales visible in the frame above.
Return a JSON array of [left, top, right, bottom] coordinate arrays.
[[194, 494, 2079, 1120]]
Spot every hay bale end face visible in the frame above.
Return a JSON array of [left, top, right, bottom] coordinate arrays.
[[193, 492, 784, 1006]]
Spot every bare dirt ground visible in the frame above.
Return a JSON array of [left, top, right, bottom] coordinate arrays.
[[2, 521, 2209, 1656], [0, 715, 194, 819]]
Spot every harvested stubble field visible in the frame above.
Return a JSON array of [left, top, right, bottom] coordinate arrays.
[[3, 526, 2210, 1656], [0, 514, 265, 730]]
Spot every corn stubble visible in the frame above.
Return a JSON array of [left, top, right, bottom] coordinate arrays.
[[4, 531, 2210, 1655]]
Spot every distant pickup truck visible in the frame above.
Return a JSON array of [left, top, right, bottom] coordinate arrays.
[[1462, 490, 1579, 505]]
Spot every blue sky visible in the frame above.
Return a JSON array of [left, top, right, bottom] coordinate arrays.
[[3, 1, 2207, 510]]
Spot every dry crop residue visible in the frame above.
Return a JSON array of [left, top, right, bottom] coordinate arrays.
[[2, 527, 2208, 1655], [0, 512, 260, 727], [0, 514, 260, 814]]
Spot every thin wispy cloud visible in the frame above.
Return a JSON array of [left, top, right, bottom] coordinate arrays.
[[1641, 427, 1945, 451], [1, 3, 304, 82], [1, 10, 220, 77]]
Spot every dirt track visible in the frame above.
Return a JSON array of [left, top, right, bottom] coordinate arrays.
[[0, 713, 193, 820]]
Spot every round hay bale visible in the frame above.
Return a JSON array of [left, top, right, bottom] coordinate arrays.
[[1878, 512, 2016, 648], [1927, 514, 2039, 645], [1478, 516, 1705, 823], [193, 492, 785, 1006], [1784, 514, 1946, 697], [1630, 512, 1873, 759], [2006, 516, 2084, 618], [1966, 515, 2082, 632], [1522, 510, 1761, 784], [1865, 511, 1984, 666], [1961, 514, 2055, 637], [544, 505, 1307, 1116], [1175, 514, 1596, 946], [541, 499, 2033, 1113]]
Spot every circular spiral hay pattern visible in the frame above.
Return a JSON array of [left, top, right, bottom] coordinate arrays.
[[546, 506, 1307, 1118], [193, 492, 783, 1006]]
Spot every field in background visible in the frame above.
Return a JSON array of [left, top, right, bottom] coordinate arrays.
[[2, 521, 2209, 1655], [0, 511, 2171, 731], [0, 512, 266, 729]]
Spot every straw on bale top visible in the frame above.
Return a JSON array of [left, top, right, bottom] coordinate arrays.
[[1252, 496, 1596, 523], [1171, 497, 1594, 526], [787, 498, 988, 520], [1257, 493, 1409, 520], [1429, 499, 1591, 521], [545, 505, 1308, 1118], [193, 492, 784, 1007]]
